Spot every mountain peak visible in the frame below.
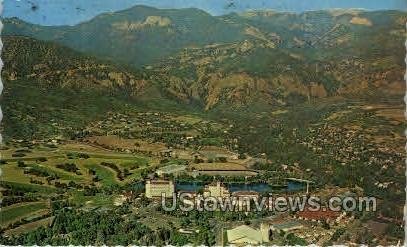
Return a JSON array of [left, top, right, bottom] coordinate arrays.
[[118, 4, 160, 14]]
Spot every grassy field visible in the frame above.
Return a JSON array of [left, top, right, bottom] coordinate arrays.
[[0, 147, 62, 161], [1, 141, 155, 189], [1, 162, 85, 186], [1, 165, 44, 184], [1, 202, 49, 227], [0, 181, 57, 194], [4, 217, 55, 236], [190, 162, 248, 171], [83, 136, 167, 155], [69, 191, 115, 208], [6, 141, 152, 162], [31, 163, 85, 183], [78, 157, 154, 184], [118, 158, 149, 169], [1, 157, 151, 189], [83, 163, 119, 186]]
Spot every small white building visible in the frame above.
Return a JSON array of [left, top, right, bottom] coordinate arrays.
[[156, 164, 186, 176]]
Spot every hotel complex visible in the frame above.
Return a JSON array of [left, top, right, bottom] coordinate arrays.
[[145, 180, 175, 198], [203, 181, 230, 198]]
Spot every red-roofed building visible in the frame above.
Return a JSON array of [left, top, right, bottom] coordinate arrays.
[[296, 208, 342, 223]]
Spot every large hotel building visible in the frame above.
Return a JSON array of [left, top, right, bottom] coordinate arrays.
[[203, 181, 230, 198], [145, 180, 175, 198]]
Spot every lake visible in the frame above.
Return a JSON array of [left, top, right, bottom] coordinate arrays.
[[132, 181, 306, 193], [176, 181, 305, 193]]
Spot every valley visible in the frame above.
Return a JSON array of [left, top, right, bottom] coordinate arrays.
[[1, 95, 404, 245]]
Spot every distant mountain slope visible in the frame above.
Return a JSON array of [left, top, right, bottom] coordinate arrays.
[[151, 9, 406, 110], [2, 36, 149, 95], [2, 7, 406, 111], [223, 9, 406, 49], [3, 6, 248, 66], [1, 36, 176, 139], [4, 6, 406, 67]]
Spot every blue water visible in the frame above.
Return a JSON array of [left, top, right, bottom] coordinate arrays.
[[227, 183, 272, 192], [177, 182, 275, 192], [287, 181, 305, 191], [133, 181, 305, 193], [176, 182, 204, 192]]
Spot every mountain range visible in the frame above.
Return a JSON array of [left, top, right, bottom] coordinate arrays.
[[2, 6, 406, 112]]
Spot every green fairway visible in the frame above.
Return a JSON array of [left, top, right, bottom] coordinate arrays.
[[1, 202, 48, 227], [29, 164, 85, 182], [0, 181, 57, 194], [1, 165, 38, 184], [1, 162, 85, 186], [69, 191, 115, 207], [84, 163, 119, 186], [4, 217, 55, 236], [118, 157, 149, 169]]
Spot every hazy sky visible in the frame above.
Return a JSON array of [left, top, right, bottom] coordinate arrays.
[[4, 0, 407, 26]]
